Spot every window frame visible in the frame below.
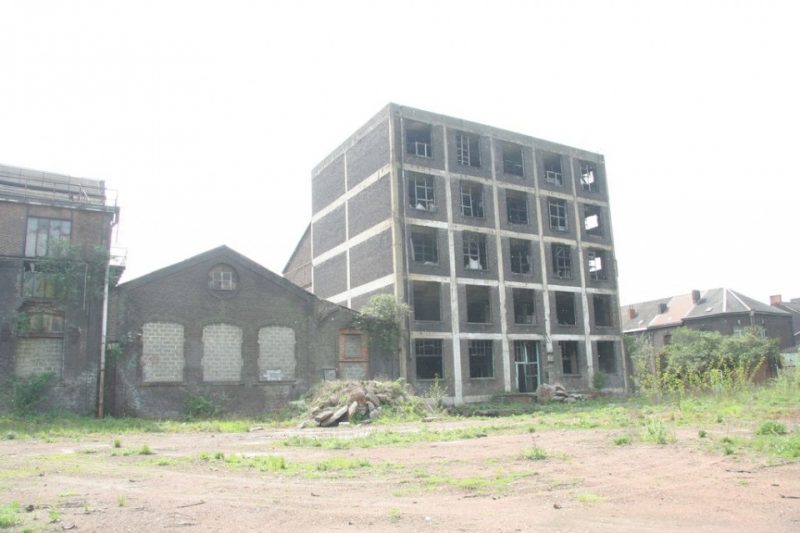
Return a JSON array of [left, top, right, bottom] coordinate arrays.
[[552, 244, 572, 279], [502, 143, 524, 177], [25, 217, 72, 258], [408, 173, 436, 212], [548, 198, 568, 232], [468, 339, 494, 378], [455, 132, 480, 167], [460, 181, 484, 218], [560, 340, 579, 375], [410, 227, 438, 264], [415, 339, 444, 380], [509, 239, 532, 275], [462, 232, 488, 271], [506, 190, 529, 225], [580, 161, 599, 192], [543, 153, 563, 186], [512, 288, 535, 325], [588, 249, 608, 281]]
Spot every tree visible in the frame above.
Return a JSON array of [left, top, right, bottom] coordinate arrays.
[[354, 295, 410, 355]]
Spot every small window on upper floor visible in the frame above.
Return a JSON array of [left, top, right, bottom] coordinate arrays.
[[408, 172, 436, 212], [506, 190, 528, 225], [455, 132, 480, 167], [580, 161, 600, 192], [543, 153, 563, 186], [503, 144, 524, 176], [552, 244, 572, 279], [208, 265, 237, 291], [588, 249, 608, 281], [548, 198, 568, 232], [406, 121, 433, 159], [410, 226, 438, 264], [509, 239, 532, 275], [583, 205, 603, 236], [25, 217, 72, 257], [462, 232, 488, 271], [460, 181, 484, 218]]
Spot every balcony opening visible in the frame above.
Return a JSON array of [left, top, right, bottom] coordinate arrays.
[[412, 281, 441, 322], [512, 288, 535, 324], [406, 121, 432, 158], [555, 291, 576, 326], [502, 144, 524, 176], [466, 285, 491, 323]]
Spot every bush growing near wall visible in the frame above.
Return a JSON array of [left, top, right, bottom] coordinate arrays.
[[185, 393, 224, 419], [353, 295, 410, 355], [0, 373, 55, 415]]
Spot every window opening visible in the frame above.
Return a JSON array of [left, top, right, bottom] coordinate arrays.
[[580, 162, 599, 192], [20, 311, 64, 336], [466, 285, 491, 323], [593, 294, 613, 327], [597, 341, 616, 374], [460, 181, 484, 218], [503, 144, 524, 176], [408, 172, 436, 211], [514, 340, 540, 392], [560, 340, 579, 374], [462, 232, 487, 271], [552, 244, 572, 279], [415, 339, 443, 379], [22, 261, 57, 299], [406, 121, 432, 158], [468, 340, 494, 378], [512, 288, 535, 324], [412, 281, 441, 322], [543, 153, 563, 186], [548, 198, 568, 231], [456, 132, 480, 167], [410, 226, 438, 264], [583, 205, 603, 236], [25, 217, 72, 258], [555, 292, 576, 326], [588, 249, 607, 281], [506, 190, 528, 225], [208, 265, 237, 291], [509, 239, 531, 274]]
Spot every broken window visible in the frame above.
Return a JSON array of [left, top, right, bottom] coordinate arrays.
[[25, 217, 71, 257], [548, 198, 568, 232], [406, 121, 432, 158], [588, 249, 607, 281], [514, 341, 540, 392], [462, 232, 487, 271], [209, 265, 237, 290], [410, 226, 438, 264], [468, 339, 494, 378], [555, 291, 576, 326], [583, 205, 603, 236], [506, 190, 528, 225], [460, 181, 484, 218], [415, 339, 443, 380], [465, 285, 491, 323], [552, 244, 572, 279], [580, 161, 599, 192], [593, 294, 613, 327], [408, 172, 436, 212], [543, 153, 563, 186], [560, 341, 579, 374], [19, 310, 64, 336], [503, 144, 524, 176], [512, 288, 535, 324], [412, 281, 441, 322], [455, 132, 480, 167], [509, 239, 531, 274], [597, 341, 616, 374], [22, 262, 57, 299]]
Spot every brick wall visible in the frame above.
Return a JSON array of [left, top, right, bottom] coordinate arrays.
[[201, 323, 243, 382], [258, 326, 296, 381], [15, 338, 63, 377], [141, 322, 184, 383]]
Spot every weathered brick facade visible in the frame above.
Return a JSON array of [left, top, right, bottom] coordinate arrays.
[[141, 322, 185, 383], [14, 338, 63, 377]]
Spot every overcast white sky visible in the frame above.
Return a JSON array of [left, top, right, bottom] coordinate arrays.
[[1, 0, 798, 305]]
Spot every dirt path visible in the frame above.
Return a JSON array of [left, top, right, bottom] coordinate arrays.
[[1, 421, 799, 532]]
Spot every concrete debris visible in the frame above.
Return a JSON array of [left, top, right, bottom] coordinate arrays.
[[304, 379, 418, 427], [536, 383, 584, 403]]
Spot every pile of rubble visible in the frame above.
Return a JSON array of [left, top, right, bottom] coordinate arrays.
[[536, 383, 585, 403], [305, 380, 417, 427]]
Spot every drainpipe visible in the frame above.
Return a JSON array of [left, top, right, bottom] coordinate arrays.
[[97, 259, 110, 418]]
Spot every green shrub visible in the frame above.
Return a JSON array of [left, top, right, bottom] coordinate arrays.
[[185, 394, 223, 419], [0, 373, 55, 415], [756, 421, 787, 436]]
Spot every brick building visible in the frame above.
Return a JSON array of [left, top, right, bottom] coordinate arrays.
[[0, 164, 119, 414], [284, 104, 626, 403], [108, 246, 374, 418]]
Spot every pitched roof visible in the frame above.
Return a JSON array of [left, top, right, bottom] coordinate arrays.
[[622, 288, 791, 333]]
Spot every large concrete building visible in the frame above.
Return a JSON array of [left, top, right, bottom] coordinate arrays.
[[285, 104, 626, 403], [0, 164, 119, 414]]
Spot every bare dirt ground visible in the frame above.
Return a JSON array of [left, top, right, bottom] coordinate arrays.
[[2, 419, 799, 532]]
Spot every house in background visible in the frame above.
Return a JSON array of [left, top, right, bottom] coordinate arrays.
[[108, 246, 378, 418], [770, 295, 800, 347], [0, 163, 119, 414], [284, 104, 626, 403], [622, 288, 794, 352]]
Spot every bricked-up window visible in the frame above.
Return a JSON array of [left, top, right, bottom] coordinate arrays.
[[466, 285, 491, 323], [201, 323, 243, 382], [469, 340, 494, 378], [503, 144, 524, 176], [142, 322, 185, 383], [506, 190, 528, 224], [555, 291, 576, 326], [552, 244, 572, 279], [460, 181, 484, 218], [413, 281, 441, 322], [509, 239, 531, 274], [456, 132, 480, 167], [410, 226, 438, 264], [208, 265, 237, 290], [580, 161, 599, 192], [543, 153, 563, 186], [406, 121, 432, 158], [548, 198, 568, 231], [415, 339, 443, 380], [342, 334, 364, 358], [408, 172, 436, 211], [593, 294, 614, 327], [560, 341, 579, 374], [588, 249, 607, 281], [25, 217, 71, 257], [22, 311, 64, 336], [512, 288, 535, 324], [597, 341, 616, 374], [583, 205, 603, 236], [462, 232, 487, 271], [258, 326, 296, 381]]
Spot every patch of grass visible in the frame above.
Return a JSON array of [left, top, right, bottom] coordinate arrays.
[[0, 502, 21, 529], [641, 419, 674, 445], [576, 492, 605, 504], [412, 469, 530, 495], [756, 421, 787, 436], [751, 432, 800, 459], [698, 430, 707, 438], [388, 507, 401, 523], [48, 509, 61, 523], [521, 447, 548, 460], [138, 444, 153, 455], [314, 457, 370, 471], [4, 433, 16, 440], [113, 438, 122, 448], [613, 435, 632, 446], [281, 425, 512, 449]]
